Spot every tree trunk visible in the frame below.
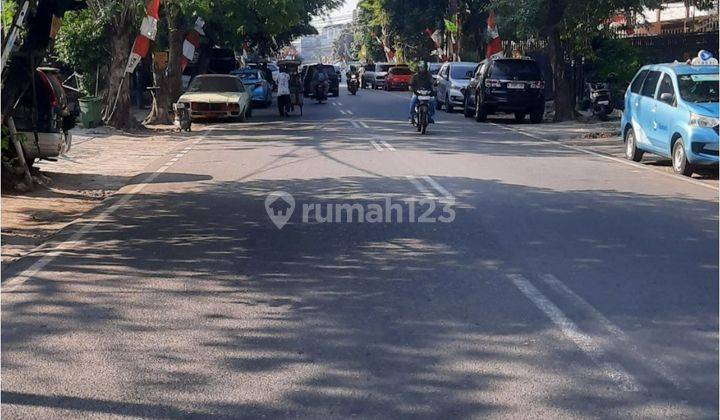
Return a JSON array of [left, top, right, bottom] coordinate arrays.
[[143, 56, 171, 125], [548, 27, 574, 121], [144, 3, 183, 125], [166, 4, 184, 105], [103, 23, 138, 130]]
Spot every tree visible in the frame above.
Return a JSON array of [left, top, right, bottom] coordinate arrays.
[[54, 8, 110, 95], [488, 0, 667, 120]]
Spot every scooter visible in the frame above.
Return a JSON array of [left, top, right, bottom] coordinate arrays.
[[413, 89, 433, 135], [347, 74, 359, 95], [582, 73, 616, 121], [174, 102, 192, 132]]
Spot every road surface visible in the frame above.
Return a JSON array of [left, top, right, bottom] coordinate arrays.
[[3, 87, 718, 418]]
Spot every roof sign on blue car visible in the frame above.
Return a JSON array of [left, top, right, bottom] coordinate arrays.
[[691, 50, 719, 66], [688, 74, 719, 82]]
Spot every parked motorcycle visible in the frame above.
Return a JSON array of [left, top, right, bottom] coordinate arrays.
[[413, 89, 433, 135], [174, 102, 192, 132], [582, 73, 616, 121], [347, 74, 359, 95]]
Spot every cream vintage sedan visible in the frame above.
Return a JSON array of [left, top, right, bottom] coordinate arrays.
[[178, 74, 252, 121]]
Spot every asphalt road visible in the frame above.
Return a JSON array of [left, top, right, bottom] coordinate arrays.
[[2, 86, 718, 419]]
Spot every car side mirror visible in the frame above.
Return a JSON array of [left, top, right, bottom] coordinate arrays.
[[660, 92, 674, 104]]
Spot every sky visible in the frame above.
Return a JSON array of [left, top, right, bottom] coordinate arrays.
[[312, 0, 360, 28]]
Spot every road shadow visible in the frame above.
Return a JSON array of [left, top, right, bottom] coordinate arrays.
[[2, 175, 717, 418]]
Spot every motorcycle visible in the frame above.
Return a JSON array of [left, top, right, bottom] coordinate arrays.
[[582, 73, 616, 121], [314, 81, 329, 104], [347, 74, 359, 95], [174, 102, 192, 132], [413, 89, 433, 135]]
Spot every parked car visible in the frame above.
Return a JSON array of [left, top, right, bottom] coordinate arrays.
[[385, 66, 413, 91], [301, 64, 340, 97], [361, 62, 408, 90], [13, 67, 75, 162], [436, 61, 477, 112], [178, 74, 252, 121], [231, 68, 273, 107], [463, 57, 545, 123], [621, 63, 719, 176]]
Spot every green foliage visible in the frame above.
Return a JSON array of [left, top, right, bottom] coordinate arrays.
[[54, 8, 110, 95], [2, 0, 18, 34]]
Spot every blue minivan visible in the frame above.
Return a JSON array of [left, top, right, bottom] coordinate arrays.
[[621, 63, 719, 176]]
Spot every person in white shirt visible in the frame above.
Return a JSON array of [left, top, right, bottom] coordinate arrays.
[[277, 65, 291, 116]]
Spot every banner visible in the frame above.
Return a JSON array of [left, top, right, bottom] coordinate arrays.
[[485, 11, 502, 59], [125, 0, 162, 73]]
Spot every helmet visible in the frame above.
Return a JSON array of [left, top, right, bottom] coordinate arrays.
[[418, 61, 428, 71]]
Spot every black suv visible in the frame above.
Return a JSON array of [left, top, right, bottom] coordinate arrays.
[[301, 64, 340, 97], [463, 58, 545, 123]]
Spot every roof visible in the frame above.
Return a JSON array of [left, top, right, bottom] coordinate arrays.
[[643, 63, 719, 75]]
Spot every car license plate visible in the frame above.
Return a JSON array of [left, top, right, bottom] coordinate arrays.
[[507, 83, 524, 89], [418, 95, 431, 101], [598, 100, 609, 105]]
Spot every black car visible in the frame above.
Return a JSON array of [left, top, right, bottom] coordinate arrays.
[[463, 58, 545, 123], [301, 64, 340, 97]]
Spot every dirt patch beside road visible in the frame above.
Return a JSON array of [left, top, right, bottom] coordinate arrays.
[[1, 126, 183, 263]]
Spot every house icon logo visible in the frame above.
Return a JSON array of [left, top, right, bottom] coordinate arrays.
[[265, 191, 295, 229]]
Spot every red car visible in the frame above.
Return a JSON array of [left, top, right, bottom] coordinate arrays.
[[385, 66, 413, 91]]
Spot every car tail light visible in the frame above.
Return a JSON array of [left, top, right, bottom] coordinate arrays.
[[485, 79, 501, 88], [530, 81, 545, 89]]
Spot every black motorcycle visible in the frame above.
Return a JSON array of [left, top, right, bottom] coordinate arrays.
[[314, 81, 329, 104], [582, 73, 617, 121], [413, 89, 433, 135], [347, 74, 359, 95]]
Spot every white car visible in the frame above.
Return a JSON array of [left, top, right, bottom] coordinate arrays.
[[178, 75, 252, 121]]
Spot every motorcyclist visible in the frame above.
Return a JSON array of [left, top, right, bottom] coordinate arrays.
[[311, 66, 330, 99], [409, 61, 436, 124]]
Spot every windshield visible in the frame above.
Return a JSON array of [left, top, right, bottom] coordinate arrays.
[[377, 64, 393, 72], [389, 67, 412, 75], [677, 73, 719, 103], [187, 77, 241, 92], [490, 60, 542, 80], [450, 65, 476, 79]]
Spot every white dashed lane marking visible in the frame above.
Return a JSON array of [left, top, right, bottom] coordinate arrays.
[[508, 273, 643, 393]]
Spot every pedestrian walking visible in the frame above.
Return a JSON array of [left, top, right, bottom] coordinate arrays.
[[277, 64, 291, 116]]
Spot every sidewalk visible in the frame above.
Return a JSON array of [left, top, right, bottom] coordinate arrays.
[[1, 125, 183, 263]]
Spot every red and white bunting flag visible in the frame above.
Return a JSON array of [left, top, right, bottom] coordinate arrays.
[[125, 0, 162, 73], [180, 18, 205, 72], [485, 11, 502, 59], [125, 35, 150, 73], [374, 36, 395, 63]]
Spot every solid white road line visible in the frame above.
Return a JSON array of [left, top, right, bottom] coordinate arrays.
[[495, 123, 716, 191], [379, 140, 396, 151], [507, 273, 643, 392], [406, 175, 438, 200], [369, 140, 384, 151], [2, 129, 213, 292], [539, 273, 686, 389], [421, 175, 454, 202]]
